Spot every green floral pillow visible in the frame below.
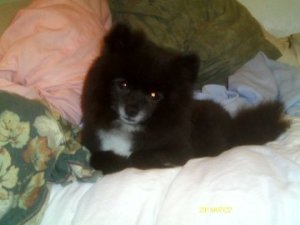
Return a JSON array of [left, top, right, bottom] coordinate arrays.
[[0, 91, 97, 225], [109, 0, 281, 88]]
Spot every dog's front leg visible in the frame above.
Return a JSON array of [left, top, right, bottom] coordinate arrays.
[[129, 149, 188, 170], [90, 151, 129, 174]]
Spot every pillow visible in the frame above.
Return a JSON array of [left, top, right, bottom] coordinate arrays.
[[238, 0, 300, 37], [0, 91, 97, 225], [0, 0, 112, 125], [0, 0, 31, 36], [109, 0, 281, 88], [264, 29, 300, 68]]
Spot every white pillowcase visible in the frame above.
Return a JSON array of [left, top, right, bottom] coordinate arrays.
[[238, 0, 300, 37]]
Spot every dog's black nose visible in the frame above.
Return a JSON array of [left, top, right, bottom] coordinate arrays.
[[123, 90, 144, 117], [125, 104, 140, 117]]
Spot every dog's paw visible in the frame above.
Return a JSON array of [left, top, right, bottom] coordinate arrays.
[[130, 151, 172, 169], [90, 151, 128, 174]]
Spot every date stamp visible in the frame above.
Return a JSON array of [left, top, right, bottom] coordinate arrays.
[[199, 206, 233, 214]]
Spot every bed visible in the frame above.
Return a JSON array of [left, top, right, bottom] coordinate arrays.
[[0, 0, 300, 225]]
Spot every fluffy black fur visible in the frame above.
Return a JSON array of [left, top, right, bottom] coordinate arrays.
[[81, 23, 290, 174]]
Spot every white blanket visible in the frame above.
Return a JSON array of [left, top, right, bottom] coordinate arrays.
[[41, 117, 300, 225]]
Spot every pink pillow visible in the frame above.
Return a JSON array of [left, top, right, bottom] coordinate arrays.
[[0, 0, 112, 124]]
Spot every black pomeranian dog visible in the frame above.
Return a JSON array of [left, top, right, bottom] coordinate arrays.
[[81, 23, 290, 174]]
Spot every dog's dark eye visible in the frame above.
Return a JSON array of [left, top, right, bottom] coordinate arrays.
[[149, 92, 164, 102], [115, 79, 129, 90]]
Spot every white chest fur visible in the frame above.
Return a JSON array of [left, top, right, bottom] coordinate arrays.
[[97, 128, 133, 157]]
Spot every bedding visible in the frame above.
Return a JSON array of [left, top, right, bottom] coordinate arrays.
[[109, 0, 281, 87], [194, 52, 300, 116], [40, 115, 300, 225], [0, 0, 31, 36], [0, 91, 97, 225], [0, 0, 300, 225], [0, 0, 111, 125], [238, 0, 300, 37]]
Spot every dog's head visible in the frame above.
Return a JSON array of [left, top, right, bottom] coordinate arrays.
[[110, 77, 164, 126], [83, 23, 200, 130]]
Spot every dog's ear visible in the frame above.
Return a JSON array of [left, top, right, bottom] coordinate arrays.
[[104, 23, 145, 53], [175, 53, 200, 83]]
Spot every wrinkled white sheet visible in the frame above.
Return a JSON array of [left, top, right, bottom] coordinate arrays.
[[0, 0, 111, 125], [41, 117, 300, 225]]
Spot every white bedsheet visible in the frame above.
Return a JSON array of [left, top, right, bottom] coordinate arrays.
[[41, 117, 300, 225]]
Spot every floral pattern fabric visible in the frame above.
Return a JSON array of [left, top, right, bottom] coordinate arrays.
[[0, 91, 97, 225]]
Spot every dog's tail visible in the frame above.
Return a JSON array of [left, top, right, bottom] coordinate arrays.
[[229, 101, 290, 146]]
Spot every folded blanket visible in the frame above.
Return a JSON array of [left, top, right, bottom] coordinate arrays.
[[193, 85, 251, 116], [194, 52, 300, 116]]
